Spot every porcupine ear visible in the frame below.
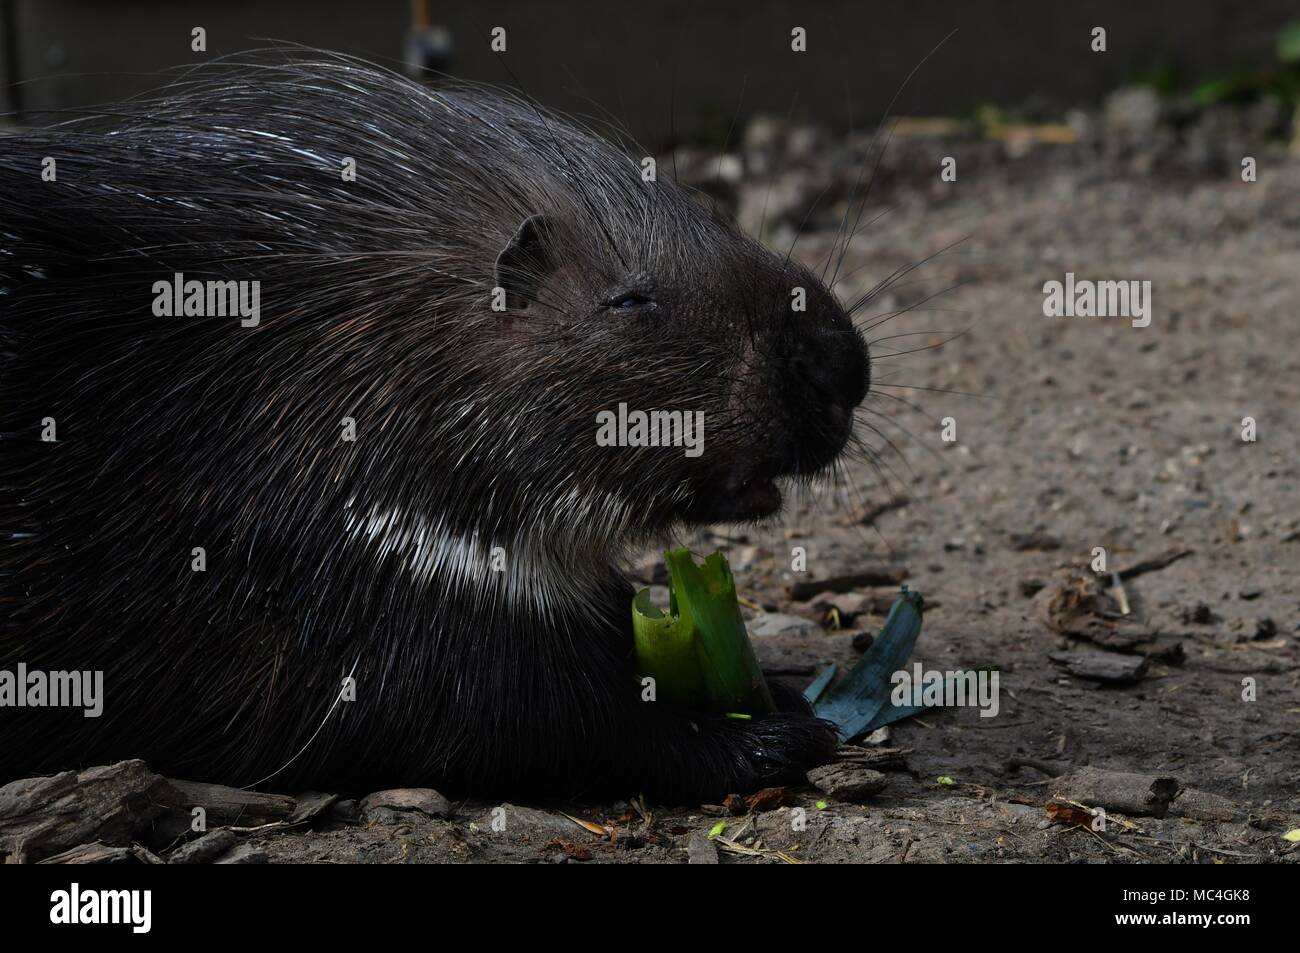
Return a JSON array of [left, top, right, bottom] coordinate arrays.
[[494, 214, 555, 311]]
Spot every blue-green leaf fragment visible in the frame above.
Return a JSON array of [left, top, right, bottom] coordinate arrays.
[[813, 586, 924, 740]]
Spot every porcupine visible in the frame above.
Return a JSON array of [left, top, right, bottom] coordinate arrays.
[[0, 55, 872, 801]]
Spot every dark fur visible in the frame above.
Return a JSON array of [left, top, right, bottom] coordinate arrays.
[[0, 55, 869, 801]]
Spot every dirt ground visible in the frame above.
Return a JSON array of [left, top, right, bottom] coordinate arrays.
[[9, 107, 1297, 866], [221, 122, 1299, 864]]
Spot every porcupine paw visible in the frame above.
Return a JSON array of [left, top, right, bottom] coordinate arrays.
[[727, 712, 839, 787]]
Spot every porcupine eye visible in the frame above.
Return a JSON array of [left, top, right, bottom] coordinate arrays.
[[604, 293, 655, 313]]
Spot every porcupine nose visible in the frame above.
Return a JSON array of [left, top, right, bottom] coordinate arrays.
[[785, 325, 869, 473], [791, 326, 870, 418]]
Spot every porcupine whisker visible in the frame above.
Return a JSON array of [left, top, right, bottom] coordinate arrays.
[[240, 655, 361, 791], [827, 28, 960, 291]]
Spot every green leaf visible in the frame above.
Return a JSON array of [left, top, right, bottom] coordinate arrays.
[[1192, 76, 1237, 106], [632, 548, 775, 715], [632, 587, 707, 707], [1278, 21, 1300, 63]]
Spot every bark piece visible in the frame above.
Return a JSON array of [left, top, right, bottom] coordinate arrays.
[[37, 842, 163, 864], [165, 779, 296, 826], [834, 745, 910, 771], [1170, 788, 1245, 823], [168, 829, 240, 864], [1050, 767, 1179, 818], [1048, 650, 1149, 684], [0, 760, 175, 864], [214, 844, 269, 864], [288, 791, 340, 825], [807, 764, 888, 801], [1036, 569, 1184, 662]]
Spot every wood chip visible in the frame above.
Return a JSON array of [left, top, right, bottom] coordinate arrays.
[[806, 764, 888, 802], [744, 787, 795, 812], [687, 829, 720, 864], [168, 829, 240, 864], [786, 567, 908, 601], [1048, 650, 1149, 684], [1116, 547, 1192, 580], [1035, 569, 1184, 662], [834, 745, 910, 771]]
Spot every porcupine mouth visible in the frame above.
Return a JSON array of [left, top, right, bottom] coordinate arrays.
[[681, 401, 856, 524], [683, 468, 785, 523]]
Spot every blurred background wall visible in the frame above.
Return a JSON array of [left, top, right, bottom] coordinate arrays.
[[1, 0, 1296, 142]]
